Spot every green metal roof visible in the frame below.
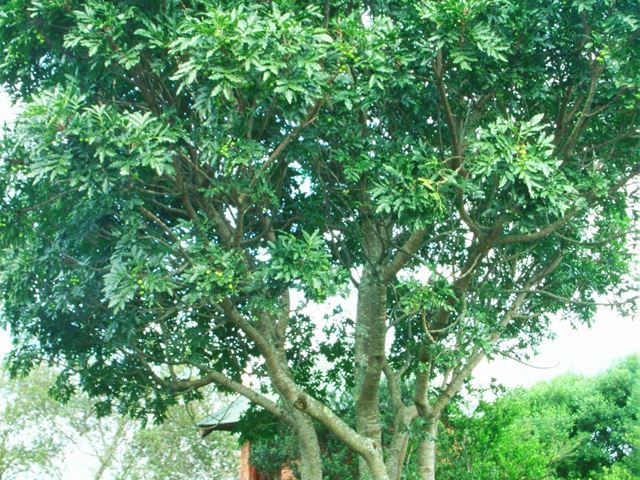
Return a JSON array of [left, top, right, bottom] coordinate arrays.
[[197, 396, 250, 430]]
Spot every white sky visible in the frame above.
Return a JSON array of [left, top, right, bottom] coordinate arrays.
[[1, 89, 639, 478], [472, 310, 639, 388]]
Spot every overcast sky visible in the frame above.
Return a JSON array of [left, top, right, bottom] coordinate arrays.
[[1, 89, 638, 479]]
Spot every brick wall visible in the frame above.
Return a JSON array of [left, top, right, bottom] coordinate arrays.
[[239, 441, 296, 480]]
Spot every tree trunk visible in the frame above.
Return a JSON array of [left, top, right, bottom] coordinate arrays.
[[354, 265, 388, 480], [384, 429, 410, 480], [290, 409, 323, 480], [269, 347, 324, 480], [416, 418, 438, 480], [384, 406, 412, 480]]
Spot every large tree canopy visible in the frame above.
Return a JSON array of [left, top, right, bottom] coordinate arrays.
[[0, 1, 638, 479]]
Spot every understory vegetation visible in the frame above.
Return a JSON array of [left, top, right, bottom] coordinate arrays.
[[249, 356, 639, 480]]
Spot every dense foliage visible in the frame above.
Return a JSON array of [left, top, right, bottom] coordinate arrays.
[[438, 356, 640, 480], [0, 1, 638, 479]]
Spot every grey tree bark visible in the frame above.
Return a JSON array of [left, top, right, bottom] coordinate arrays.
[[384, 405, 414, 480], [290, 409, 324, 480], [354, 265, 388, 480], [416, 417, 439, 480]]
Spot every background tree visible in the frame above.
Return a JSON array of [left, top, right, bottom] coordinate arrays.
[[0, 1, 638, 479], [0, 368, 62, 480], [437, 355, 640, 480], [0, 366, 237, 480], [116, 401, 238, 480]]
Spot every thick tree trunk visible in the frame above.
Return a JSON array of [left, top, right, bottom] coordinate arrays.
[[290, 409, 323, 480], [354, 265, 388, 480], [416, 418, 438, 480], [232, 249, 391, 479], [384, 406, 413, 480], [270, 347, 323, 480]]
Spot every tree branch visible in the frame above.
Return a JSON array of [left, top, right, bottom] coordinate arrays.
[[255, 98, 324, 180], [498, 167, 640, 245], [434, 49, 462, 161], [383, 228, 428, 282]]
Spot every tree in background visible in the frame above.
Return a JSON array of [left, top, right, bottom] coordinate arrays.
[[0, 367, 237, 480], [437, 356, 640, 480], [0, 368, 62, 480], [116, 402, 238, 480], [0, 1, 638, 479]]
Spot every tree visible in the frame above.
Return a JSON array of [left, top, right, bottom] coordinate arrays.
[[437, 355, 640, 479], [116, 401, 238, 480], [0, 366, 237, 480], [0, 1, 638, 479], [0, 368, 62, 480]]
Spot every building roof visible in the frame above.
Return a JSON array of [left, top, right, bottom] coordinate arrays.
[[197, 394, 279, 437], [197, 396, 251, 433]]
